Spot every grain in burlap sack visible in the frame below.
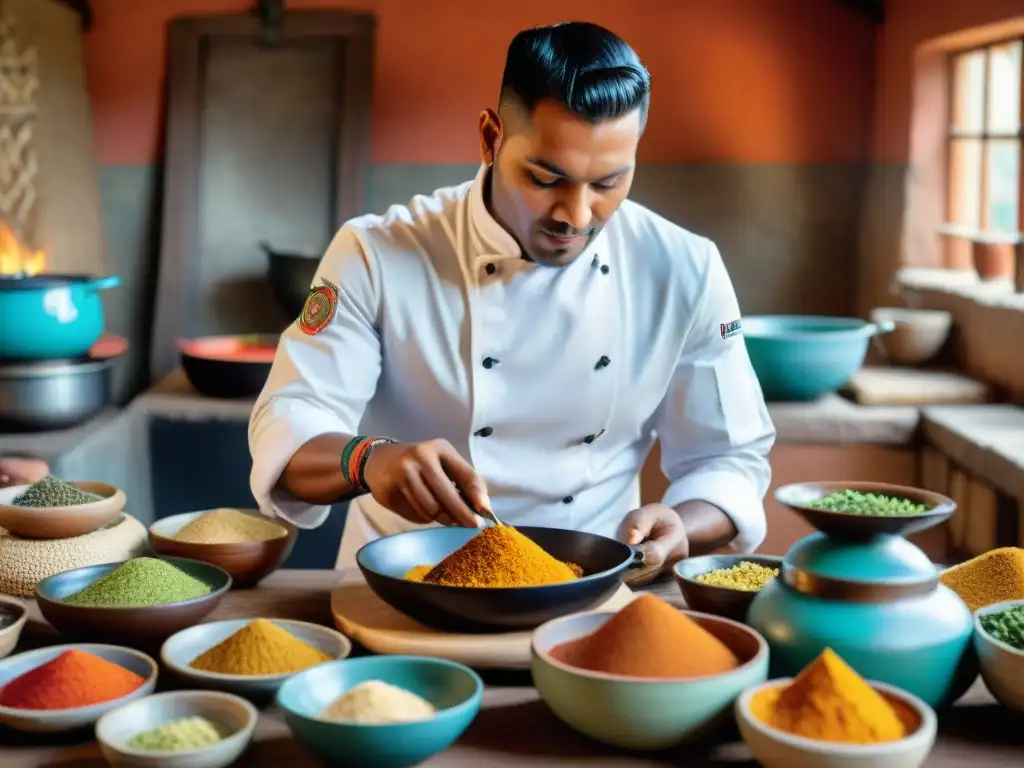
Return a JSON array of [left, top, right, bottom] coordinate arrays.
[[0, 514, 148, 597]]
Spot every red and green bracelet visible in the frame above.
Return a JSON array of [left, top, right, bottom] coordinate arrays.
[[340, 436, 395, 492]]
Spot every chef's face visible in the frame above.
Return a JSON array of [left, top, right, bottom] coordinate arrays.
[[479, 99, 640, 266]]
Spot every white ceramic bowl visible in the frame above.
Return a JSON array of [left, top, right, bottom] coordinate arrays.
[[161, 618, 352, 700], [0, 595, 27, 660], [96, 690, 258, 768], [0, 643, 158, 733], [869, 307, 952, 365], [736, 678, 937, 768], [531, 609, 769, 750], [974, 599, 1024, 713]]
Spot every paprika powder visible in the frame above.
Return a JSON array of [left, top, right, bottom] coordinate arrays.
[[550, 594, 741, 678], [0, 649, 146, 710]]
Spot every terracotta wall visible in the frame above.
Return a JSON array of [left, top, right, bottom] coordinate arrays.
[[85, 0, 875, 166]]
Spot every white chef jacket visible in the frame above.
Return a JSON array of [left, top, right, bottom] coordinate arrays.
[[249, 165, 776, 568]]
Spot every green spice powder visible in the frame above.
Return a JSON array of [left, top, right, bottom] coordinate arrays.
[[128, 716, 224, 752], [62, 557, 212, 607], [980, 605, 1024, 651], [808, 490, 929, 517], [11, 476, 102, 508]]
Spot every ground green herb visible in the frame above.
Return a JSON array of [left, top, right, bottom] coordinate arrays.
[[11, 476, 101, 508], [980, 605, 1024, 651], [807, 489, 930, 517], [62, 557, 212, 607], [128, 716, 224, 752]]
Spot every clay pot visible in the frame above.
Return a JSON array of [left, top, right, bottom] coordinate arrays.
[[972, 239, 1015, 281], [941, 234, 974, 270]]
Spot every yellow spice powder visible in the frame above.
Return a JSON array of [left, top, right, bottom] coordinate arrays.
[[940, 547, 1024, 612], [174, 508, 287, 544], [190, 619, 330, 676]]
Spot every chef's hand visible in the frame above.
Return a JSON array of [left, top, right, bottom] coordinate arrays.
[[362, 439, 488, 528], [621, 503, 690, 571], [0, 457, 49, 488]]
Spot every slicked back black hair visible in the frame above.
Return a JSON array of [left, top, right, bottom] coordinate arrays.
[[498, 22, 650, 127]]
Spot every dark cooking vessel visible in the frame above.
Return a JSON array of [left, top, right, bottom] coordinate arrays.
[[179, 334, 278, 399], [357, 526, 644, 633], [262, 242, 320, 319]]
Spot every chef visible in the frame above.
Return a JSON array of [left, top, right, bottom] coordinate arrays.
[[249, 21, 776, 571]]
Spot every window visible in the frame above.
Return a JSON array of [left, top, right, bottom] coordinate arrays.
[[947, 40, 1023, 238]]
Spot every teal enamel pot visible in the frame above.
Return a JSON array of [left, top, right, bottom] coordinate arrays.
[[743, 315, 894, 401], [0, 274, 121, 361], [746, 532, 977, 708]]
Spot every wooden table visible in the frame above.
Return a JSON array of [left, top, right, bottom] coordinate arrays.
[[1, 570, 1022, 766]]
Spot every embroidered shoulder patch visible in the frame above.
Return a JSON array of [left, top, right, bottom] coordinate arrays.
[[298, 278, 339, 336], [720, 319, 742, 339]]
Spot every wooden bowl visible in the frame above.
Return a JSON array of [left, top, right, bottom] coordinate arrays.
[[0, 481, 127, 539], [35, 557, 232, 649], [774, 481, 956, 540], [674, 554, 783, 622], [148, 510, 297, 588]]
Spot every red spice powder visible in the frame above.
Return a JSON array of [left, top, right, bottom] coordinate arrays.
[[0, 649, 145, 710], [549, 594, 741, 678]]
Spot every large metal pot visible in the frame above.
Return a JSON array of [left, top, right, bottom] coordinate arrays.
[[262, 242, 319, 320], [0, 358, 112, 432], [0, 273, 121, 361]]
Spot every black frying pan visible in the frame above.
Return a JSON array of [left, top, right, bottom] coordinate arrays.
[[356, 526, 646, 633]]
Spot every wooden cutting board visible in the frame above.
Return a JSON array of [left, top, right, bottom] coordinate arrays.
[[844, 367, 990, 406], [331, 579, 636, 670]]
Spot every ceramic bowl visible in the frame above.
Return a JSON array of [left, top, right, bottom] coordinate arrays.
[[870, 307, 952, 366], [0, 480, 127, 539], [277, 655, 483, 768], [161, 618, 352, 701], [974, 599, 1024, 714], [774, 481, 956, 540], [736, 678, 937, 768], [35, 557, 231, 647], [0, 595, 27, 659], [674, 554, 782, 621], [531, 608, 769, 750], [0, 643, 157, 733], [96, 690, 258, 768], [149, 510, 297, 588]]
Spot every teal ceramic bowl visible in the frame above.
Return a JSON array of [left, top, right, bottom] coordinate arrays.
[[743, 315, 894, 401], [531, 609, 769, 750], [276, 655, 483, 768]]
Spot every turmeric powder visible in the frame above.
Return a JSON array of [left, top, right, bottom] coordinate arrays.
[[940, 547, 1024, 612], [749, 648, 915, 744], [406, 527, 579, 588], [189, 619, 331, 676]]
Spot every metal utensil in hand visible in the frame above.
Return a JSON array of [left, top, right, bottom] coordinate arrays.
[[454, 481, 504, 527]]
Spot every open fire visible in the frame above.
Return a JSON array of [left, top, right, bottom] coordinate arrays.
[[0, 220, 44, 276]]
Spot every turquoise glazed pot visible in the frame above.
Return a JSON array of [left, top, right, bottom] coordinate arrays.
[[747, 532, 976, 708], [743, 315, 894, 401], [531, 609, 769, 750], [277, 655, 482, 768], [0, 274, 121, 361]]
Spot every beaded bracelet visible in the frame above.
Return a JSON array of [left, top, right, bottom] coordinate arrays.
[[340, 436, 395, 492]]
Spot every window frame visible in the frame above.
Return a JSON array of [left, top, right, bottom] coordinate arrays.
[[942, 36, 1024, 243]]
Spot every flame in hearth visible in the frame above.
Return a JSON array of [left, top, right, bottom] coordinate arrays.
[[0, 221, 44, 276]]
